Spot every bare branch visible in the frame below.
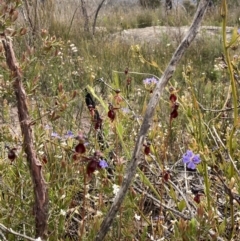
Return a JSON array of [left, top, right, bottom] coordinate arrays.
[[81, 0, 90, 32], [0, 223, 38, 241], [92, 0, 107, 35], [94, 0, 211, 240], [133, 184, 190, 220], [1, 36, 48, 239]]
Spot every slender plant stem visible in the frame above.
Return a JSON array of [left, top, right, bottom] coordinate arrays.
[[188, 71, 211, 210], [221, 0, 238, 238], [80, 170, 87, 240], [221, 0, 238, 165]]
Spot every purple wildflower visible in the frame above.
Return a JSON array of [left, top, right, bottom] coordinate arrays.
[[143, 77, 158, 85], [238, 28, 240, 35], [99, 159, 108, 168], [182, 150, 201, 170], [121, 107, 131, 114], [51, 132, 61, 139], [65, 130, 74, 138]]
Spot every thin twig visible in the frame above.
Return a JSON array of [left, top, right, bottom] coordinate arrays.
[[212, 126, 240, 175], [214, 171, 240, 205], [168, 180, 195, 217], [112, 70, 161, 81], [0, 229, 7, 241], [0, 223, 38, 241], [133, 184, 190, 220], [198, 101, 240, 112]]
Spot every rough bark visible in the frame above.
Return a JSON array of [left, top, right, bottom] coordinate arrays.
[[2, 36, 48, 239], [94, 0, 211, 240], [80, 0, 90, 32], [92, 0, 107, 36], [22, 0, 40, 44]]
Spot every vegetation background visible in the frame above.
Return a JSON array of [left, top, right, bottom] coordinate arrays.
[[0, 0, 240, 240]]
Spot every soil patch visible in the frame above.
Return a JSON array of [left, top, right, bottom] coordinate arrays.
[[110, 25, 234, 44]]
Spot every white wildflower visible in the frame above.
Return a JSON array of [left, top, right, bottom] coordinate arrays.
[[60, 209, 66, 216], [60, 194, 66, 200], [38, 151, 44, 155], [54, 155, 62, 159], [112, 184, 120, 196], [85, 193, 90, 199], [134, 214, 141, 221], [71, 47, 78, 53]]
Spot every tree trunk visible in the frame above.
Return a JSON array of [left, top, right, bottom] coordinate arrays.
[[2, 36, 48, 239], [92, 0, 107, 35], [81, 0, 90, 32]]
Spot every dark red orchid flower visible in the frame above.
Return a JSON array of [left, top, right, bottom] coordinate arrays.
[[87, 159, 100, 176], [163, 171, 170, 182], [169, 87, 178, 121], [108, 110, 115, 122], [143, 142, 151, 155], [170, 102, 179, 121], [5, 146, 17, 162], [42, 155, 48, 164], [75, 142, 86, 154], [108, 103, 119, 122], [170, 109, 178, 119], [127, 77, 131, 86], [194, 193, 203, 204], [8, 148, 17, 162], [124, 67, 128, 75], [169, 93, 177, 103]]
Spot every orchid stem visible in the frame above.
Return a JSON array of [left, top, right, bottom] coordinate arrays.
[[221, 0, 237, 238]]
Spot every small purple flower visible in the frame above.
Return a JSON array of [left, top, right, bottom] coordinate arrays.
[[121, 107, 131, 114], [99, 159, 108, 168], [238, 28, 240, 35], [143, 77, 158, 85], [51, 132, 61, 139], [65, 130, 74, 138], [182, 150, 201, 170]]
